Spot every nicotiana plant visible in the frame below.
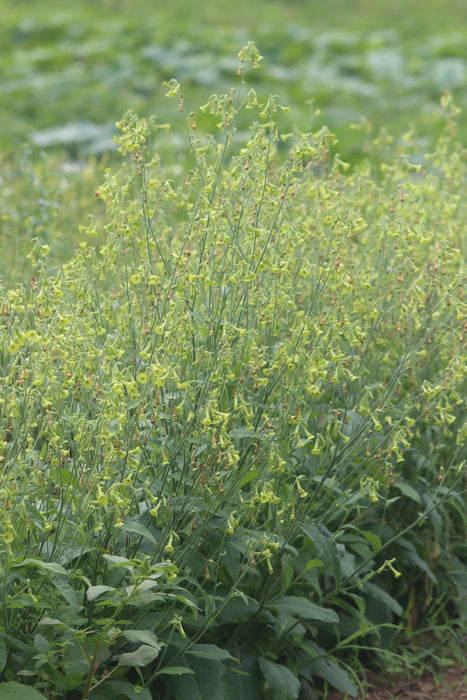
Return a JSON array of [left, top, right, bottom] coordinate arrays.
[[0, 44, 465, 699]]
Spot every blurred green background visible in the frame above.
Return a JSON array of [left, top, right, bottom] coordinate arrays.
[[2, 0, 467, 282]]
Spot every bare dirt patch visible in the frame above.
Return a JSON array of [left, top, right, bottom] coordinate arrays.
[[328, 664, 467, 700], [362, 665, 465, 699]]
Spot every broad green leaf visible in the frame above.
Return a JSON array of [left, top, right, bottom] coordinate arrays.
[[267, 596, 338, 623], [239, 469, 258, 488], [33, 634, 49, 654], [305, 558, 324, 572], [310, 658, 357, 696], [401, 550, 437, 582], [164, 656, 226, 699], [186, 643, 234, 661], [86, 585, 117, 602], [157, 666, 195, 675], [343, 524, 382, 552], [0, 634, 6, 674], [124, 579, 159, 597], [299, 523, 342, 584], [120, 519, 158, 545], [336, 543, 356, 579], [56, 544, 91, 568], [280, 553, 294, 591], [294, 639, 324, 660], [117, 644, 160, 667], [259, 658, 300, 700], [51, 577, 82, 611], [363, 582, 403, 616], [123, 629, 161, 650], [0, 681, 47, 699], [103, 554, 135, 568], [11, 559, 67, 576], [226, 647, 262, 699], [392, 480, 421, 503], [451, 555, 467, 602], [358, 529, 382, 551], [216, 596, 259, 623], [38, 617, 71, 630]]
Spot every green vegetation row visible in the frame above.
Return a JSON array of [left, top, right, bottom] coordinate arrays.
[[3, 0, 467, 285], [0, 46, 465, 698], [4, 6, 467, 149]]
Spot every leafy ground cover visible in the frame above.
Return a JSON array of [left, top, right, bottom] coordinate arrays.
[[0, 44, 465, 698]]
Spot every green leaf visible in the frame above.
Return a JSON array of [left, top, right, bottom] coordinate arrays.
[[392, 480, 421, 503], [123, 629, 161, 650], [120, 519, 158, 545], [239, 469, 258, 488], [0, 634, 7, 674], [280, 553, 294, 591], [259, 658, 300, 700], [299, 523, 342, 584], [216, 596, 259, 623], [345, 525, 381, 551], [86, 585, 117, 602], [33, 634, 49, 654], [51, 577, 82, 611], [124, 579, 160, 600], [11, 558, 67, 576], [310, 658, 357, 696], [363, 582, 403, 616], [157, 666, 195, 676], [186, 643, 234, 661], [304, 558, 324, 572], [401, 550, 437, 582], [164, 656, 226, 699], [226, 647, 262, 699], [117, 644, 160, 667], [0, 681, 47, 699], [266, 596, 338, 623], [37, 617, 71, 630], [103, 554, 136, 568], [451, 555, 467, 604]]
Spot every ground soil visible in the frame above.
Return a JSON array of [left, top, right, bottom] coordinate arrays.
[[328, 664, 467, 700], [361, 665, 465, 699], [328, 635, 466, 700]]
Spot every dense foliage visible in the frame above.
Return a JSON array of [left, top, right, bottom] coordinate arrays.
[[0, 46, 465, 699]]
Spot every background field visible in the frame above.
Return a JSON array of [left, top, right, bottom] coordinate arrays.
[[2, 0, 467, 282]]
